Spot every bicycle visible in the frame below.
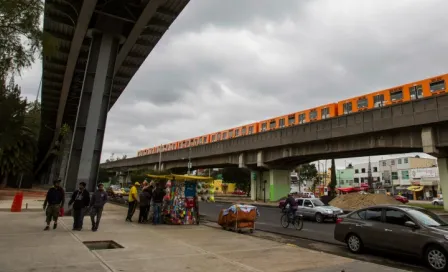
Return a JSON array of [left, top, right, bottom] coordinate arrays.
[[280, 208, 303, 230]]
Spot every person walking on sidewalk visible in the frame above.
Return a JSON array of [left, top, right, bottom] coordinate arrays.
[[138, 186, 151, 223], [126, 182, 140, 222], [68, 182, 90, 231], [43, 179, 65, 231], [89, 183, 108, 231]]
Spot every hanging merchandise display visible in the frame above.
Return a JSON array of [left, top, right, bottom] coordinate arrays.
[[197, 179, 215, 202], [147, 174, 210, 225]]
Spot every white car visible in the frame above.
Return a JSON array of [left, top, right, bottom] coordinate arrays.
[[432, 198, 444, 206]]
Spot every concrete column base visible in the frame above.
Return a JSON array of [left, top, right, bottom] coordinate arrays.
[[268, 170, 291, 201], [438, 158, 448, 211]]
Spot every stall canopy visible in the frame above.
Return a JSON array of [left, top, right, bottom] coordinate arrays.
[[407, 185, 424, 192]]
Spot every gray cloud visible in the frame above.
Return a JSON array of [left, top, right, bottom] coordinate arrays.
[[19, 0, 447, 167]]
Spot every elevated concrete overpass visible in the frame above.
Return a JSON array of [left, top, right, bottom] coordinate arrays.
[[101, 94, 448, 201], [37, 0, 190, 191]]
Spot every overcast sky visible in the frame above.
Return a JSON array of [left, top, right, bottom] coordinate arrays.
[[17, 0, 447, 169]]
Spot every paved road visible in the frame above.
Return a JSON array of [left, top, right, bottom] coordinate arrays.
[[199, 202, 341, 244], [199, 202, 433, 271]]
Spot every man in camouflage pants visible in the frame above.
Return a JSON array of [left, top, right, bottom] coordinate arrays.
[[43, 179, 65, 231]]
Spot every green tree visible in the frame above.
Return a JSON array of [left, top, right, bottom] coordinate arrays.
[[0, 0, 43, 79], [0, 80, 38, 187], [329, 159, 337, 197], [297, 163, 318, 185], [222, 167, 250, 196]]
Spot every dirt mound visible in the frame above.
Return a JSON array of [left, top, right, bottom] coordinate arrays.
[[329, 193, 401, 210]]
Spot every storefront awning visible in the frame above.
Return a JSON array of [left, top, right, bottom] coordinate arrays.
[[407, 186, 424, 192]]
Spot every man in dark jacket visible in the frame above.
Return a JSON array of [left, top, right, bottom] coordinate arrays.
[[152, 183, 166, 225], [285, 193, 298, 221], [89, 183, 108, 232], [68, 182, 90, 231], [43, 179, 65, 231], [138, 187, 151, 223]]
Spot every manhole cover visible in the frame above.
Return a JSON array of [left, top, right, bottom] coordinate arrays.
[[83, 240, 124, 251]]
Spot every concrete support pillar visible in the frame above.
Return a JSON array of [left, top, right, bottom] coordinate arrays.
[[438, 158, 448, 211], [422, 127, 439, 156], [268, 170, 291, 201], [250, 171, 258, 201], [64, 18, 123, 192], [58, 132, 72, 184], [238, 153, 246, 168], [257, 151, 268, 168]]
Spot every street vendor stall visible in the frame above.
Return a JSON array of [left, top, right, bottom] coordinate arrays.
[[146, 174, 214, 225]]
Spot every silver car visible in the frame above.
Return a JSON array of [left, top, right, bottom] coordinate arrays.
[[296, 198, 343, 223], [433, 198, 444, 206], [334, 205, 448, 271]]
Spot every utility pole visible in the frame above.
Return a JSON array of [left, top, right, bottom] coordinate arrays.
[[158, 144, 162, 171], [187, 147, 192, 175], [367, 156, 373, 192]]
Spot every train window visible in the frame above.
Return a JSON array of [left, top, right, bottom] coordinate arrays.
[[373, 94, 385, 107], [248, 126, 253, 134], [409, 85, 423, 100], [309, 110, 317, 120], [217, 133, 221, 141], [235, 129, 240, 136], [343, 102, 352, 114], [222, 132, 227, 140], [430, 80, 445, 92], [203, 136, 207, 143], [321, 108, 330, 119], [279, 118, 285, 128], [212, 135, 216, 142], [242, 127, 247, 135], [288, 116, 295, 125], [261, 123, 267, 131], [199, 138, 203, 144], [357, 98, 368, 109], [269, 120, 276, 129], [298, 113, 306, 124], [390, 89, 403, 101]]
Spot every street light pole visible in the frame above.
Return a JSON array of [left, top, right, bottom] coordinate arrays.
[[187, 147, 192, 175], [158, 144, 162, 171]]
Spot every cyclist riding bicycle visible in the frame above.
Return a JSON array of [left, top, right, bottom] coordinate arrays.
[[284, 193, 298, 220]]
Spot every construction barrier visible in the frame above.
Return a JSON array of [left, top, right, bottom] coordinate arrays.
[[10, 192, 24, 212]]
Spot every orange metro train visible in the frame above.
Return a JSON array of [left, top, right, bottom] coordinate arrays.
[[137, 73, 447, 157]]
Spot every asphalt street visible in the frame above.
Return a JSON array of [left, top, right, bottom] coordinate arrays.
[[199, 202, 435, 272], [199, 202, 343, 245]]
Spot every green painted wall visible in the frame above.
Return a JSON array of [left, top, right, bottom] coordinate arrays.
[[336, 169, 355, 188], [268, 169, 290, 201]]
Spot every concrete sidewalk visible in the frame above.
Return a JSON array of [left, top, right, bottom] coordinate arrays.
[[0, 204, 410, 272]]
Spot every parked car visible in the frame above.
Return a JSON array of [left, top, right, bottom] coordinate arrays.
[[334, 205, 448, 271], [295, 198, 343, 223], [394, 195, 409, 204], [433, 198, 444, 206], [107, 185, 123, 198]]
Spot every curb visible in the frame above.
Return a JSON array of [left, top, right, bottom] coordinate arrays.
[[200, 216, 343, 246]]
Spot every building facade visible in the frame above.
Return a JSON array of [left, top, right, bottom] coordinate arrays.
[[353, 161, 381, 187], [336, 168, 355, 188], [379, 156, 438, 198]]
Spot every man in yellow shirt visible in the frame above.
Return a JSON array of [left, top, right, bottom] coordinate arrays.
[[126, 182, 140, 222]]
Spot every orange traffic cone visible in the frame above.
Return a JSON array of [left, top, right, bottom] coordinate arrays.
[[10, 192, 23, 212]]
